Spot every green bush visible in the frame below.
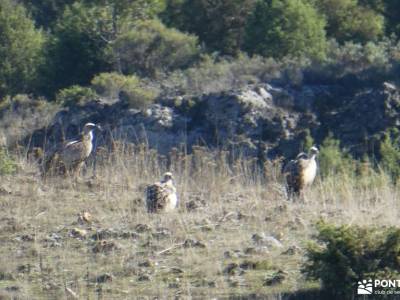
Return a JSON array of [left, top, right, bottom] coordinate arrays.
[[0, 148, 17, 175], [305, 38, 400, 85], [161, 53, 293, 96], [91, 72, 130, 100], [165, 0, 256, 56], [300, 129, 315, 152], [327, 39, 391, 73], [244, 0, 327, 60], [92, 72, 157, 109], [379, 129, 400, 182], [56, 85, 97, 107], [318, 133, 355, 177], [0, 0, 45, 97], [303, 221, 400, 297], [313, 0, 384, 43], [115, 19, 200, 76]]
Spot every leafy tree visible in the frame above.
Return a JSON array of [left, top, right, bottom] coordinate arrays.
[[165, 0, 256, 56], [379, 0, 400, 38], [114, 19, 200, 76], [244, 0, 327, 60], [85, 0, 166, 21], [44, 0, 168, 94], [45, 2, 112, 94], [356, 0, 400, 38], [20, 0, 74, 28], [160, 0, 186, 29], [0, 0, 45, 97], [313, 0, 384, 43]]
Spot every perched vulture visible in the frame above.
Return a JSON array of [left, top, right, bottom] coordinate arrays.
[[42, 122, 101, 177], [283, 146, 319, 198], [146, 172, 178, 213]]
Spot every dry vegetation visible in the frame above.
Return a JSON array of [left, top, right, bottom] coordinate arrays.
[[0, 144, 399, 299]]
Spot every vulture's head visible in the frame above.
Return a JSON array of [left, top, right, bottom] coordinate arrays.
[[163, 172, 174, 182], [309, 146, 319, 157], [82, 123, 102, 134]]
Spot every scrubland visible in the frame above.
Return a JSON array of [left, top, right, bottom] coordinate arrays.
[[0, 144, 398, 299]]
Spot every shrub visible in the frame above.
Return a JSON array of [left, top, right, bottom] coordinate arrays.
[[167, 0, 256, 56], [0, 148, 17, 175], [0, 0, 45, 97], [313, 0, 384, 43], [318, 133, 355, 177], [91, 72, 158, 109], [91, 72, 130, 100], [379, 129, 400, 182], [115, 19, 200, 76], [304, 38, 399, 86], [161, 53, 292, 96], [45, 2, 112, 94], [303, 221, 400, 297], [300, 129, 315, 152], [244, 0, 327, 60], [56, 85, 97, 107]]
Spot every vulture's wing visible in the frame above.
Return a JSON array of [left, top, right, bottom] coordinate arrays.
[[283, 158, 303, 195], [61, 140, 87, 166], [146, 182, 170, 213], [42, 140, 67, 174]]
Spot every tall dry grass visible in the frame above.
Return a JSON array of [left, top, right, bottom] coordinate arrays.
[[0, 141, 399, 299]]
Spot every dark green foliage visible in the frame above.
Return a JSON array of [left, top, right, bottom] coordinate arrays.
[[303, 221, 400, 297], [85, 0, 166, 21], [301, 129, 315, 152], [4, 0, 400, 110], [171, 0, 256, 56], [379, 129, 400, 182], [0, 0, 45, 97], [160, 0, 186, 29], [244, 0, 327, 60], [312, 0, 384, 43], [114, 19, 200, 76], [161, 54, 288, 96], [91, 72, 158, 109], [363, 0, 400, 38], [0, 151, 17, 175], [0, 147, 17, 175], [56, 85, 98, 107], [318, 133, 355, 177], [21, 0, 74, 28], [45, 2, 113, 95]]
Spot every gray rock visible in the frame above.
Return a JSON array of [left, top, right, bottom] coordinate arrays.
[[137, 274, 151, 282], [223, 263, 239, 275], [95, 273, 113, 283], [252, 233, 283, 248], [264, 270, 287, 286], [183, 238, 206, 248], [24, 81, 400, 161]]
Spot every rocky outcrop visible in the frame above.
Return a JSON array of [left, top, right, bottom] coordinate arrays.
[[17, 81, 400, 160]]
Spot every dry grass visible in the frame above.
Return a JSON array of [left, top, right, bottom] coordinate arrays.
[[0, 144, 399, 299]]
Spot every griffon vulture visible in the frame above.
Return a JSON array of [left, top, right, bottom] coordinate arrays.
[[43, 122, 101, 177], [146, 172, 178, 213], [283, 146, 319, 199]]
